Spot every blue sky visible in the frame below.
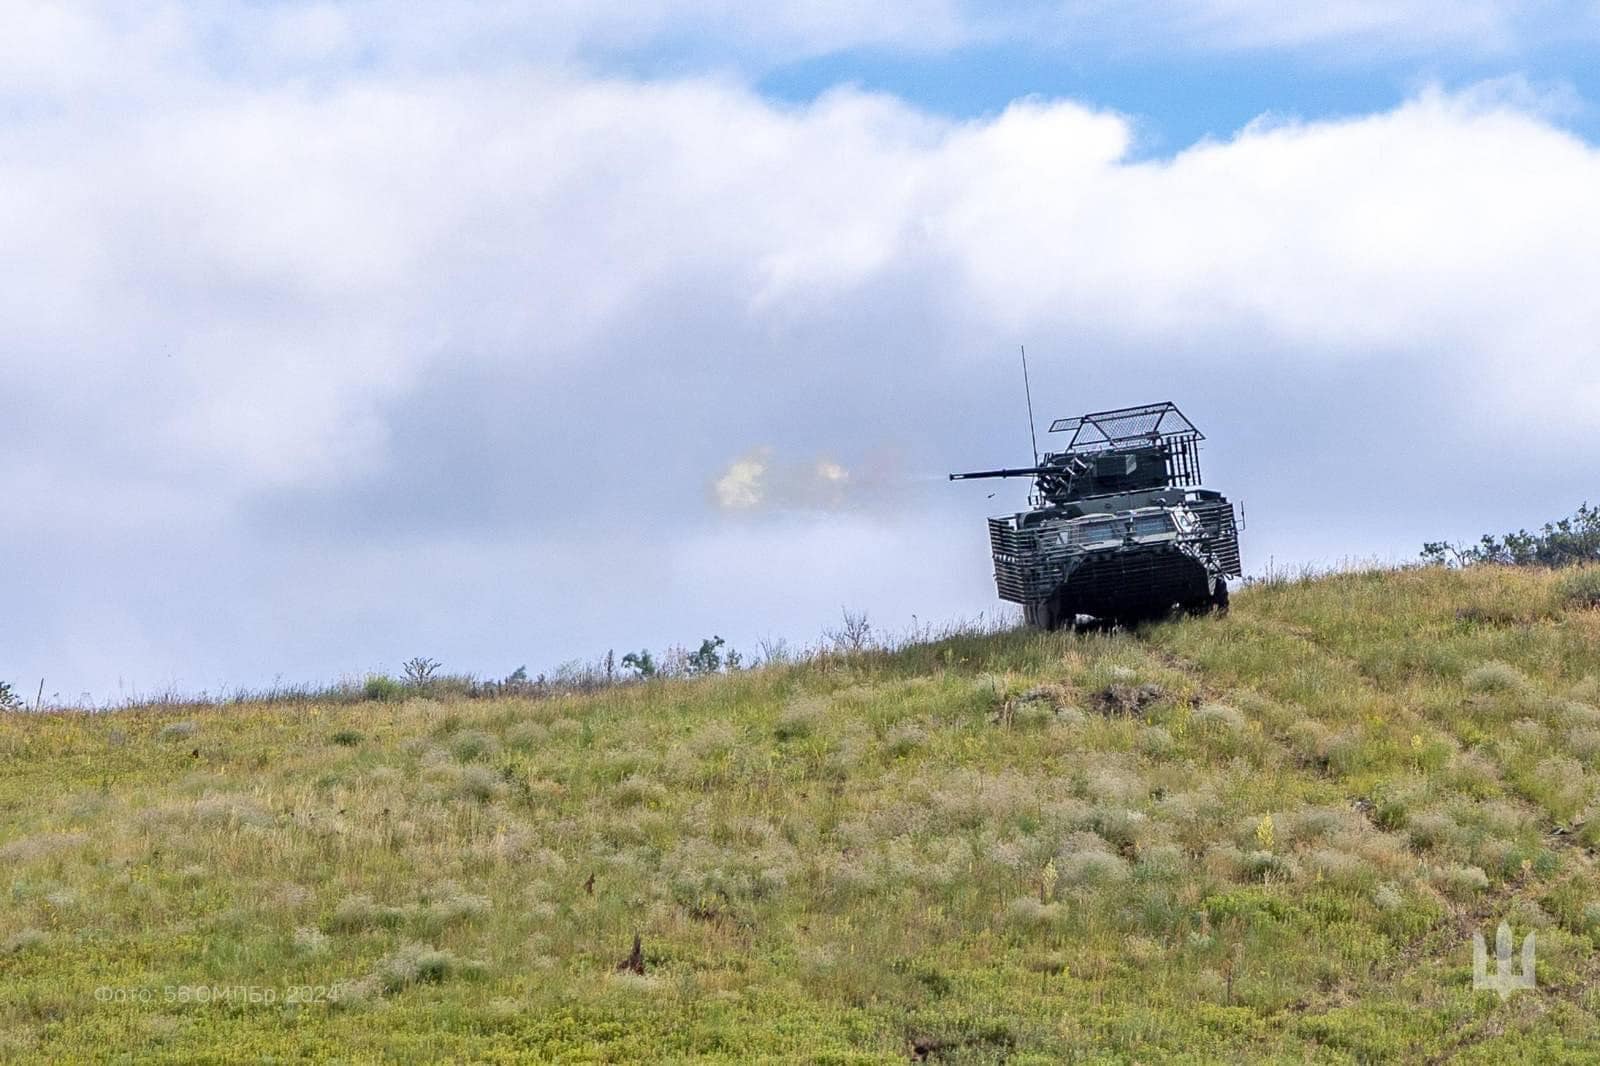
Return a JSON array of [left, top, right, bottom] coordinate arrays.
[[760, 44, 1600, 150], [3, 2, 1599, 700]]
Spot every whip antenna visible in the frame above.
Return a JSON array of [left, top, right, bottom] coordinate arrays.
[[1020, 344, 1039, 465]]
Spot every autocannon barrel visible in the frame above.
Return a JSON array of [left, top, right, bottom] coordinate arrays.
[[948, 467, 1057, 481]]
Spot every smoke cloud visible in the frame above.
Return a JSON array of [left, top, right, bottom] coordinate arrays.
[[712, 449, 856, 513]]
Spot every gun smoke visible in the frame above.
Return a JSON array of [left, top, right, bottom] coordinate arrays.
[[711, 448, 900, 514]]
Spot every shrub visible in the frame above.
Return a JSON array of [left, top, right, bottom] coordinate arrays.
[[824, 608, 874, 653], [453, 765, 506, 803], [1136, 844, 1187, 879], [1435, 864, 1489, 900], [2, 928, 47, 954], [1304, 848, 1369, 887], [1464, 661, 1527, 694], [1058, 848, 1130, 888], [1423, 503, 1600, 568], [775, 698, 825, 742], [328, 894, 405, 932], [1004, 896, 1061, 928], [375, 942, 458, 991], [0, 681, 22, 710], [1406, 810, 1457, 852], [884, 722, 926, 758], [1243, 850, 1297, 883], [612, 773, 666, 808], [1568, 728, 1600, 764], [1372, 882, 1405, 913], [505, 721, 548, 752], [1559, 568, 1600, 610], [1193, 703, 1244, 731], [1137, 725, 1175, 758], [418, 884, 492, 929], [621, 651, 656, 679], [686, 636, 725, 675], [449, 730, 499, 762], [329, 729, 364, 747], [402, 657, 443, 687], [364, 675, 404, 702]]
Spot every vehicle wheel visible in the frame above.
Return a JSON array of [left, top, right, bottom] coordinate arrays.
[[1209, 579, 1230, 614], [1024, 596, 1073, 630]]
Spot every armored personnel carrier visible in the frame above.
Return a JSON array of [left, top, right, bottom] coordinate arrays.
[[951, 402, 1241, 628]]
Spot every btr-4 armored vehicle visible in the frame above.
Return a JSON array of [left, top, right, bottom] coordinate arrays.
[[951, 402, 1241, 628]]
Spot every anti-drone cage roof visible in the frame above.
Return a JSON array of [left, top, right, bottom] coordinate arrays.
[[1047, 401, 1202, 454]]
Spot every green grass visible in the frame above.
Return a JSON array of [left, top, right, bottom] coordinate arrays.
[[5, 564, 1600, 1062]]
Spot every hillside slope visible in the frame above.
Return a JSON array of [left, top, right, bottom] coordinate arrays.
[[5, 566, 1600, 1062]]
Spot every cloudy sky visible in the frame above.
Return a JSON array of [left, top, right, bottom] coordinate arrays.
[[6, 2, 1600, 701]]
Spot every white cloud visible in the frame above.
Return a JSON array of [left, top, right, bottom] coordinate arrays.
[[6, 59, 1599, 508]]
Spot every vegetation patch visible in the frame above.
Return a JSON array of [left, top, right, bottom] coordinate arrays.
[[5, 564, 1600, 1060]]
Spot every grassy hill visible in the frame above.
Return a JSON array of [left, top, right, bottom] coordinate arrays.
[[6, 565, 1600, 1062]]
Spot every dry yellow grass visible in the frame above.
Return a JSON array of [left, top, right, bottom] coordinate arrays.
[[3, 564, 1600, 1061]]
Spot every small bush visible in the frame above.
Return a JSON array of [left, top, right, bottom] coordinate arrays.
[[1559, 568, 1600, 610], [419, 884, 492, 929], [1568, 728, 1600, 764], [1372, 795, 1409, 831], [775, 698, 825, 742], [453, 765, 506, 803], [1372, 882, 1405, 913], [330, 729, 364, 747], [686, 636, 725, 675], [364, 675, 404, 702], [612, 773, 666, 808], [1304, 848, 1370, 887], [328, 893, 405, 932], [1406, 810, 1457, 852], [505, 721, 548, 752], [402, 657, 443, 687], [1243, 850, 1297, 883], [1058, 848, 1130, 888], [1004, 896, 1062, 928], [449, 730, 499, 762], [2, 928, 47, 954], [374, 942, 458, 992], [1135, 844, 1187, 879], [1137, 726, 1176, 758], [1464, 661, 1527, 694], [884, 722, 927, 758], [1435, 864, 1490, 900]]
